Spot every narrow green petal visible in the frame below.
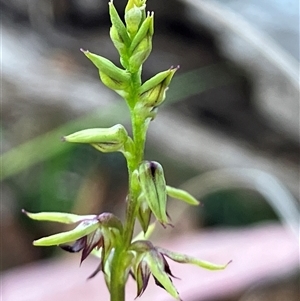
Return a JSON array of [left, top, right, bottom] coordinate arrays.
[[158, 247, 231, 270], [33, 221, 99, 246], [166, 186, 199, 205], [22, 209, 96, 224]]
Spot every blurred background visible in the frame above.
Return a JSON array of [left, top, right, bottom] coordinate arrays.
[[1, 0, 299, 300]]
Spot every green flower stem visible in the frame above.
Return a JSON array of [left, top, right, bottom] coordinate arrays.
[[123, 118, 147, 245], [123, 70, 148, 246], [110, 249, 126, 301], [110, 70, 148, 301]]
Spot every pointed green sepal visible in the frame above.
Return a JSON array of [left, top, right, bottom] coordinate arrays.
[[166, 185, 199, 205], [109, 1, 131, 47], [22, 209, 96, 224], [33, 220, 99, 246], [138, 161, 169, 226], [157, 247, 232, 270], [81, 49, 130, 91]]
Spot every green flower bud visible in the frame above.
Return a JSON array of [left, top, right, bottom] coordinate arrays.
[[125, 5, 143, 37], [128, 12, 154, 72], [139, 66, 179, 107], [125, 0, 147, 12], [129, 35, 152, 73], [129, 12, 154, 52], [62, 124, 129, 153], [81, 49, 130, 92], [138, 161, 169, 226], [166, 185, 200, 205]]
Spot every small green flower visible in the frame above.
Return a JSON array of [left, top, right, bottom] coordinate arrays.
[[81, 48, 131, 96], [130, 240, 180, 299], [138, 161, 170, 227], [125, 5, 144, 37], [128, 11, 154, 72], [109, 0, 131, 64], [23, 210, 123, 268], [63, 124, 131, 154], [130, 240, 231, 299], [138, 66, 179, 108]]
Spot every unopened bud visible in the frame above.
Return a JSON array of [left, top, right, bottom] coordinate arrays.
[[139, 66, 179, 107], [138, 161, 169, 226], [125, 5, 143, 37], [63, 124, 128, 153], [128, 12, 154, 72], [125, 0, 147, 12], [129, 35, 152, 73]]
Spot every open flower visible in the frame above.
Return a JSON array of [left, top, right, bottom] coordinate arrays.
[[130, 240, 180, 299], [130, 240, 231, 300], [22, 210, 123, 268]]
